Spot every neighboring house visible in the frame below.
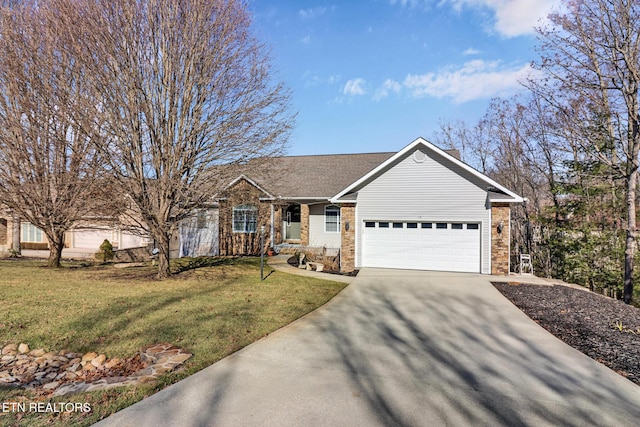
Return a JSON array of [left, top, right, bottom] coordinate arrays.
[[0, 217, 148, 253], [182, 137, 523, 275]]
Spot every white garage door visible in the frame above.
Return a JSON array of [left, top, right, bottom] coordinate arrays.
[[362, 221, 481, 273], [72, 229, 113, 250]]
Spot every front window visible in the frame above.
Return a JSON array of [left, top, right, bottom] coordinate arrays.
[[21, 223, 44, 242], [233, 204, 257, 233], [325, 205, 340, 233]]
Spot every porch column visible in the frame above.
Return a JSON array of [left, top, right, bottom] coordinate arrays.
[[274, 206, 283, 244], [0, 217, 6, 245], [269, 203, 275, 247], [491, 203, 511, 275], [300, 204, 309, 246], [340, 204, 356, 272]]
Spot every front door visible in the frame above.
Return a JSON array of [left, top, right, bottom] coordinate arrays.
[[284, 204, 301, 240]]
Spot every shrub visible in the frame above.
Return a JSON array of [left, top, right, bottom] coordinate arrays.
[[98, 239, 115, 262]]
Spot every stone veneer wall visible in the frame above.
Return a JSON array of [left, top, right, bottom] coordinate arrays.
[[300, 204, 309, 246], [491, 203, 511, 275], [340, 204, 356, 272], [218, 179, 270, 255]]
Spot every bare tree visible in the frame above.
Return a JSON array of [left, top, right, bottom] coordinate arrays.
[[0, 1, 108, 267], [534, 0, 640, 303], [57, 0, 294, 278], [431, 116, 497, 173]]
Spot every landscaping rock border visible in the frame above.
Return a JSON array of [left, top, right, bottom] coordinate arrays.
[[0, 342, 191, 396]]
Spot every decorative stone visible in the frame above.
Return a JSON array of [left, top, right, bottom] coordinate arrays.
[[42, 381, 59, 390], [81, 352, 98, 363], [29, 349, 46, 357], [2, 342, 192, 397], [2, 344, 16, 355], [91, 354, 106, 367], [0, 371, 15, 380], [18, 343, 29, 354], [104, 358, 122, 369], [1, 355, 15, 363], [165, 353, 191, 364], [48, 360, 63, 368]]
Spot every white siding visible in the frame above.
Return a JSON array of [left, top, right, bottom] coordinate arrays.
[[355, 149, 492, 273], [308, 203, 341, 248]]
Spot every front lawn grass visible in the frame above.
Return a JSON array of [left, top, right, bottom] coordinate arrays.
[[0, 257, 347, 426]]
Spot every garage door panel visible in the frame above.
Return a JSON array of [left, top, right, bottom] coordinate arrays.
[[362, 221, 480, 273], [73, 229, 113, 250]]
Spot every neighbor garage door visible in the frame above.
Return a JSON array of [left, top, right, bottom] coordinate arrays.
[[72, 229, 113, 250], [361, 221, 481, 273]]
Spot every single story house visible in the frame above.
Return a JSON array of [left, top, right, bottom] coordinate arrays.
[[1, 138, 523, 274], [181, 137, 523, 275]]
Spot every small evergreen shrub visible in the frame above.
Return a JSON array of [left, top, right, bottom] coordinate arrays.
[[98, 239, 115, 262]]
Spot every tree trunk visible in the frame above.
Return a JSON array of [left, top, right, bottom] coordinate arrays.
[[623, 171, 637, 304], [11, 215, 20, 255], [47, 233, 64, 268], [156, 232, 172, 279]]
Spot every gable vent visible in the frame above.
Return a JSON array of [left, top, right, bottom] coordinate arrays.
[[413, 150, 427, 163]]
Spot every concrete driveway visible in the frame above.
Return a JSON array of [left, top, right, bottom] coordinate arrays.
[[95, 269, 640, 426]]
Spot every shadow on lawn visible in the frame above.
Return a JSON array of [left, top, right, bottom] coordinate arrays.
[[173, 256, 239, 273], [34, 258, 280, 358]]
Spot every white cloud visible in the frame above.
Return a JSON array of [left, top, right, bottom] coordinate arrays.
[[343, 78, 367, 96], [463, 47, 481, 55], [301, 35, 311, 45], [303, 71, 341, 87], [389, 0, 419, 7], [449, 0, 558, 36], [403, 59, 539, 103], [373, 79, 402, 101], [299, 7, 328, 19], [392, 0, 559, 37]]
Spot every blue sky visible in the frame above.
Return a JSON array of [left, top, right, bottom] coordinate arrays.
[[249, 0, 560, 155]]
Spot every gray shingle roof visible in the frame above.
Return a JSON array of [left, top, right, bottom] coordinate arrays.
[[214, 146, 464, 200], [241, 152, 396, 199]]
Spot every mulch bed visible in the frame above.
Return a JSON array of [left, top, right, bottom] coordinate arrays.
[[492, 282, 640, 385]]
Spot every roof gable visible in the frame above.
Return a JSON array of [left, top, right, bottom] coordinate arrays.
[[330, 137, 524, 203], [217, 174, 275, 200]]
